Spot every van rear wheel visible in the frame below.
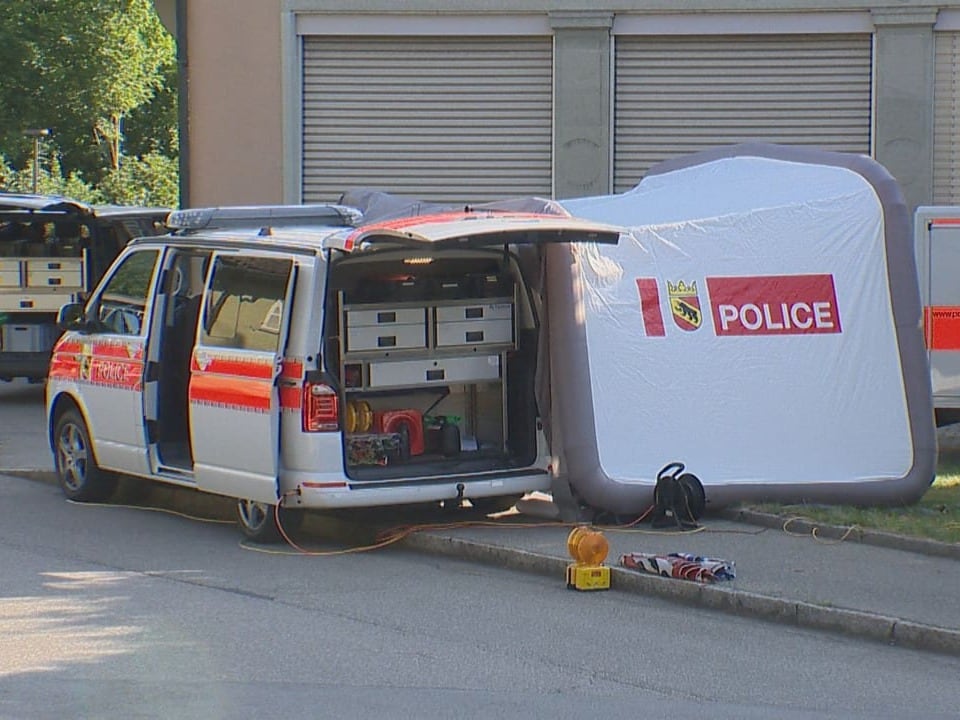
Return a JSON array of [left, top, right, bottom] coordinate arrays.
[[53, 408, 117, 503], [236, 500, 304, 543]]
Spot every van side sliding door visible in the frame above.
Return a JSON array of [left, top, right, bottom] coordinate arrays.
[[189, 253, 295, 504]]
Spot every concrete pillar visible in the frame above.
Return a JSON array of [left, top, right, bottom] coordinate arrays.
[[872, 9, 938, 212], [550, 12, 613, 200]]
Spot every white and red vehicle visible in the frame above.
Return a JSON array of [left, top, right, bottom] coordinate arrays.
[[0, 193, 168, 382], [44, 202, 621, 540], [913, 206, 960, 425]]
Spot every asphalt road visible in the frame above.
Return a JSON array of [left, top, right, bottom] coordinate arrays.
[[1, 380, 960, 718], [3, 472, 960, 719]]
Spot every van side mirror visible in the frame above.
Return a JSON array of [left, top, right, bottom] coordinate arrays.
[[57, 302, 88, 331]]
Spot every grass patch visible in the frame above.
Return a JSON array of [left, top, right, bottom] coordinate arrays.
[[744, 456, 960, 545]]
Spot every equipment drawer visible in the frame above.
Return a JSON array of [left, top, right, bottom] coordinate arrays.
[[346, 322, 426, 352], [435, 301, 513, 323], [368, 354, 501, 388], [26, 259, 83, 289], [435, 318, 513, 347], [0, 269, 21, 288], [346, 306, 426, 327]]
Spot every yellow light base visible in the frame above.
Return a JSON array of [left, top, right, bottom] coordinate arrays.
[[565, 563, 611, 591]]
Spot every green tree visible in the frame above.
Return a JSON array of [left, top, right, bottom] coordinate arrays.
[[0, 0, 177, 200]]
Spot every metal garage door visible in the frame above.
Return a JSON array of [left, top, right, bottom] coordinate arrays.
[[614, 35, 873, 193], [935, 32, 960, 204], [301, 36, 553, 204]]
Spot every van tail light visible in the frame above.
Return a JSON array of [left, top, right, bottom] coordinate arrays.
[[302, 382, 339, 432]]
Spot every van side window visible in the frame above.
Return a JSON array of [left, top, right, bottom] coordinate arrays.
[[94, 250, 159, 336], [201, 256, 291, 352]]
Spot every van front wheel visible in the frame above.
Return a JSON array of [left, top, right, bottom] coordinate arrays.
[[54, 408, 117, 503]]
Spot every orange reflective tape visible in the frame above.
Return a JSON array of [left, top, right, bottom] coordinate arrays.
[[189, 374, 272, 412]]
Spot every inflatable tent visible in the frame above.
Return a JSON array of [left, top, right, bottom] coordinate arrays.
[[555, 143, 935, 511]]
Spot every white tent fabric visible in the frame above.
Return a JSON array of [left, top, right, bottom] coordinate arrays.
[[555, 143, 935, 509]]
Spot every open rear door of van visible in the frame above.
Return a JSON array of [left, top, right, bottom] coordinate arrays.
[[189, 253, 295, 504]]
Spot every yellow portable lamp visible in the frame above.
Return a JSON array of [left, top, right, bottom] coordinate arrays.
[[565, 526, 611, 591]]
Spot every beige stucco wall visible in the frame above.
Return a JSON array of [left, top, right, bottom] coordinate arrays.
[[186, 0, 284, 206]]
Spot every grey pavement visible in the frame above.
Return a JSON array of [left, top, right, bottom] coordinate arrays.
[[2, 376, 959, 656], [400, 498, 960, 657]]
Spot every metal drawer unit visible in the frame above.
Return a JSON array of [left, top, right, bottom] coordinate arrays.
[[434, 299, 514, 349], [344, 304, 427, 353], [0, 259, 21, 288], [368, 354, 501, 388], [338, 289, 512, 458], [25, 258, 84, 289]]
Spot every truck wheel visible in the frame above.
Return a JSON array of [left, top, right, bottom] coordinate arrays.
[[53, 408, 117, 503], [236, 500, 305, 543]]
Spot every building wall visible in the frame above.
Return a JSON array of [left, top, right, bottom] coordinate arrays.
[[160, 1, 960, 211], [187, 0, 286, 205]]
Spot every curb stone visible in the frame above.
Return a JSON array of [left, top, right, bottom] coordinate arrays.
[[401, 530, 960, 658]]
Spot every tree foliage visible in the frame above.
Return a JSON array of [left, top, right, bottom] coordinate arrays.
[[0, 0, 178, 203]]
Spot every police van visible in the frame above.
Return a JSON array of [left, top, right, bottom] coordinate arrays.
[[45, 200, 621, 541]]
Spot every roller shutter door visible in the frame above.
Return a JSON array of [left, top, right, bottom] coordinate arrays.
[[614, 35, 873, 193], [301, 36, 553, 204], [935, 32, 960, 204]]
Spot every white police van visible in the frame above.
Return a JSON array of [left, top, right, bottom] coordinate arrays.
[[45, 200, 620, 541]]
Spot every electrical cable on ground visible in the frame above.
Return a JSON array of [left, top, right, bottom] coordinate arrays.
[[782, 515, 861, 544]]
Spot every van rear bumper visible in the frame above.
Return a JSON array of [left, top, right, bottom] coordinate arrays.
[[284, 468, 552, 509]]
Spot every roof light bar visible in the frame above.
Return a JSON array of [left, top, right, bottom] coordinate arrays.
[[166, 204, 361, 231]]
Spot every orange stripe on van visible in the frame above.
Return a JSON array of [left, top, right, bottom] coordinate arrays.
[[279, 359, 303, 380], [279, 385, 302, 410], [924, 306, 960, 350], [192, 354, 274, 379], [189, 373, 271, 412], [929, 218, 960, 227], [92, 341, 144, 360]]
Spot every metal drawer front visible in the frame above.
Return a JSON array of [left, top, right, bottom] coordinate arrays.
[[347, 307, 426, 327], [368, 355, 501, 387], [435, 318, 513, 347], [0, 269, 21, 288], [347, 322, 426, 352], [9, 294, 73, 311], [435, 301, 513, 322], [26, 259, 83, 289]]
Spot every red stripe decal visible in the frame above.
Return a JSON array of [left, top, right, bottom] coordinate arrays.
[[189, 374, 272, 411], [930, 218, 960, 227], [193, 355, 274, 379], [301, 481, 348, 489], [279, 359, 303, 381], [279, 385, 302, 410], [636, 278, 666, 337]]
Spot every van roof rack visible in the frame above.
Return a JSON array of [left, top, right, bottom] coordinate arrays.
[[166, 204, 361, 232]]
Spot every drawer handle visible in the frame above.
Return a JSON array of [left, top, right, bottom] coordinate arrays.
[[47, 262, 62, 270], [425, 369, 445, 381], [20, 300, 33, 308], [377, 311, 396, 323], [465, 331, 484, 343], [377, 335, 397, 347], [47, 277, 62, 285], [465, 307, 484, 319]]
